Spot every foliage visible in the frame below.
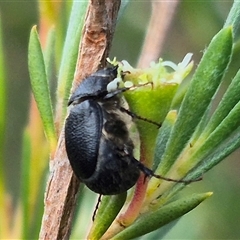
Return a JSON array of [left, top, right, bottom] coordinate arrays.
[[1, 1, 240, 239]]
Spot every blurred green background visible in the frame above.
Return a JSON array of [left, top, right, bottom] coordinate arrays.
[[1, 1, 240, 239]]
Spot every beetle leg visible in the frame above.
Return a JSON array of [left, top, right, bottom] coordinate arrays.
[[132, 158, 202, 184], [92, 194, 102, 221], [119, 107, 161, 128]]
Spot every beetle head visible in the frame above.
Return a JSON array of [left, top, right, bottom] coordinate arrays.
[[68, 67, 118, 106]]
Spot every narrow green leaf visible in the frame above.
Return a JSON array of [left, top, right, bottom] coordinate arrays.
[[224, 0, 240, 39], [112, 192, 212, 240], [190, 105, 211, 145], [53, 1, 72, 69], [191, 126, 240, 178], [169, 127, 240, 197], [28, 26, 57, 151], [186, 98, 240, 167], [139, 219, 180, 240], [156, 27, 233, 176], [201, 69, 240, 139], [56, 0, 88, 124], [153, 110, 177, 171], [71, 188, 97, 239], [88, 193, 127, 240], [44, 27, 56, 82]]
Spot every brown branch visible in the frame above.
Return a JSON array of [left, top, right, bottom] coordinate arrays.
[[73, 0, 121, 90], [137, 1, 179, 68], [39, 1, 121, 239]]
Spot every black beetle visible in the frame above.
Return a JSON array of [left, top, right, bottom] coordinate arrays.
[[65, 67, 190, 195]]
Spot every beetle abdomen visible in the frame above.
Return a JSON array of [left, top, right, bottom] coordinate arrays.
[[84, 136, 140, 195]]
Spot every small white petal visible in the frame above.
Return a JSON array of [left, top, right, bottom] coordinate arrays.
[[178, 53, 193, 69], [162, 61, 178, 70], [121, 60, 133, 70]]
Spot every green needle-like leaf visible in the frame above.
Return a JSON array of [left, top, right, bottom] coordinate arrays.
[[28, 26, 57, 151], [56, 0, 88, 125], [88, 193, 127, 240], [170, 126, 240, 197], [44, 27, 56, 82], [191, 126, 240, 177], [153, 110, 177, 171], [112, 192, 212, 240], [186, 98, 240, 168], [199, 68, 240, 139], [224, 0, 240, 39]]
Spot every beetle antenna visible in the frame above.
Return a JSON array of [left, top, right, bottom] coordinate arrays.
[[120, 107, 161, 128], [92, 194, 102, 221], [134, 158, 202, 184]]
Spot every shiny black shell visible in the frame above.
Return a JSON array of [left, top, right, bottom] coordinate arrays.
[[65, 68, 140, 195]]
